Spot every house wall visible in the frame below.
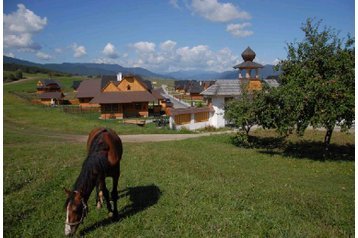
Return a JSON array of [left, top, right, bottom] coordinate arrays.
[[103, 82, 120, 92], [169, 111, 212, 130], [210, 96, 226, 128], [99, 102, 149, 119], [118, 77, 146, 91]]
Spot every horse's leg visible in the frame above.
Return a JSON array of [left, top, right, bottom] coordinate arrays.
[[111, 174, 119, 217], [95, 183, 103, 209], [98, 178, 113, 215]]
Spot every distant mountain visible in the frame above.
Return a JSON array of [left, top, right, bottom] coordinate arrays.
[[3, 56, 168, 79], [162, 64, 280, 80], [3, 56, 280, 80]]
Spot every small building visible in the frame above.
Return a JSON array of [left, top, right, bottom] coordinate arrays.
[[36, 79, 62, 94], [201, 47, 264, 128], [38, 91, 65, 105], [90, 75, 156, 119]]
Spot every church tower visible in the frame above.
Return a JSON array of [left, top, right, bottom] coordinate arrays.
[[233, 47, 263, 90]]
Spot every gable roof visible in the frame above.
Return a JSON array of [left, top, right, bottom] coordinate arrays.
[[151, 87, 166, 100], [90, 91, 156, 104], [38, 79, 62, 89], [76, 79, 102, 98], [121, 75, 152, 91], [201, 79, 242, 96], [101, 75, 117, 88], [39, 91, 64, 100]]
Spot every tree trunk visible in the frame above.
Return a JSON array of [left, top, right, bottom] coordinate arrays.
[[323, 127, 333, 159]]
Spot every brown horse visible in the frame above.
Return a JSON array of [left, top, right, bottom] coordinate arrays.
[[64, 128, 123, 236]]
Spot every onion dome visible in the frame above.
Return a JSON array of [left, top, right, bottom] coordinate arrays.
[[241, 47, 256, 62]]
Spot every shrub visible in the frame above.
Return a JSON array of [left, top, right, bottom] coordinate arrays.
[[230, 132, 251, 148]]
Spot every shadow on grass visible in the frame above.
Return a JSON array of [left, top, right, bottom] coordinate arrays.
[[80, 184, 162, 236], [233, 135, 354, 161]]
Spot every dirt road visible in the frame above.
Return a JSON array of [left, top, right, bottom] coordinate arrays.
[[45, 131, 232, 143]]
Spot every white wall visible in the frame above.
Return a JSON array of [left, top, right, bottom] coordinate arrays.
[[210, 96, 226, 128]]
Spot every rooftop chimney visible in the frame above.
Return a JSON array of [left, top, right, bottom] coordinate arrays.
[[117, 72, 122, 82]]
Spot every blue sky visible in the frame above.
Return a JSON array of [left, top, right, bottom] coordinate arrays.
[[3, 0, 355, 73]]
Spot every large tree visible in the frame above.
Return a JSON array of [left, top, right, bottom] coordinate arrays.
[[267, 19, 354, 152]]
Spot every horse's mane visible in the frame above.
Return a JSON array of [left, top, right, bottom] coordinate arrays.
[[71, 130, 111, 199]]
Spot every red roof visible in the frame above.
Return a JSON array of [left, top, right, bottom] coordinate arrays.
[[90, 91, 156, 104]]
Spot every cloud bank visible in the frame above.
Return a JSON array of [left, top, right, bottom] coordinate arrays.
[[4, 4, 47, 50]]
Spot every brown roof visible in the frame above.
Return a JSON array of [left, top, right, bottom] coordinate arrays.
[[168, 106, 214, 116], [151, 87, 166, 100], [39, 91, 64, 100], [76, 79, 102, 98], [90, 91, 156, 104], [233, 61, 264, 69]]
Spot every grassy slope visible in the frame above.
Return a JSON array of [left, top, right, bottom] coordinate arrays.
[[3, 74, 355, 237], [4, 130, 354, 237]]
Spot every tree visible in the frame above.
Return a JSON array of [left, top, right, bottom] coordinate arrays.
[[271, 19, 355, 153], [225, 83, 258, 135]]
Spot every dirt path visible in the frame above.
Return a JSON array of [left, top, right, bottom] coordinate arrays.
[[42, 131, 232, 143], [4, 78, 36, 85]]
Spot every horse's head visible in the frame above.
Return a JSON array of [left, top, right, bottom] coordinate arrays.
[[64, 189, 87, 236]]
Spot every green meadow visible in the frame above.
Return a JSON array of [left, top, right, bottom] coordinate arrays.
[[3, 76, 354, 237]]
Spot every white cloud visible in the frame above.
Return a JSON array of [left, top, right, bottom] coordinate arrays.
[[36, 51, 52, 60], [132, 41, 156, 53], [102, 42, 119, 59], [4, 52, 15, 58], [191, 0, 250, 22], [4, 4, 47, 50], [169, 0, 180, 8], [160, 40, 177, 51], [226, 23, 253, 37], [124, 40, 239, 72], [72, 43, 87, 58], [54, 48, 63, 53]]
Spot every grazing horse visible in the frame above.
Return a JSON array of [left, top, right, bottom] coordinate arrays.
[[64, 128, 123, 236]]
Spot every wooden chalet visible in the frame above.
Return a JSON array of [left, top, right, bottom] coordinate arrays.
[[36, 79, 62, 94], [90, 75, 156, 119]]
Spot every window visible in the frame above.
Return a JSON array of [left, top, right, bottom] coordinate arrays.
[[174, 114, 191, 125], [127, 85, 131, 90], [195, 112, 209, 122]]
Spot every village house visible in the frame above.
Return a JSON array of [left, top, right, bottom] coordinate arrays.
[[76, 75, 118, 107], [90, 74, 156, 119], [36, 79, 62, 94], [36, 79, 64, 105]]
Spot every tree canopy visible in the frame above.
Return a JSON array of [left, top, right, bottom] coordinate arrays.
[[266, 18, 354, 150]]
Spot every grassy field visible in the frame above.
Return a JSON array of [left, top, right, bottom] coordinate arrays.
[[3, 76, 355, 237]]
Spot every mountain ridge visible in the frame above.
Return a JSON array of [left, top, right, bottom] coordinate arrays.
[[3, 56, 280, 80]]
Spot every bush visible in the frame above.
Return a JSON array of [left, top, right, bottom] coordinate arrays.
[[230, 132, 251, 148]]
